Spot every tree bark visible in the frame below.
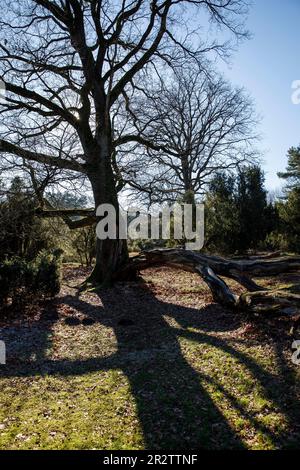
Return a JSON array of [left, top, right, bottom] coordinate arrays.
[[86, 132, 129, 285], [116, 249, 300, 322]]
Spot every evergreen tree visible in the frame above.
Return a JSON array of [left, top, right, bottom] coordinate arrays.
[[236, 166, 269, 251], [0, 177, 44, 259], [205, 173, 239, 253], [205, 167, 276, 254], [277, 146, 300, 252], [278, 146, 300, 190]]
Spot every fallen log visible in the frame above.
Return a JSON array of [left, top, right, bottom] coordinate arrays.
[[116, 249, 300, 322], [231, 251, 282, 260]]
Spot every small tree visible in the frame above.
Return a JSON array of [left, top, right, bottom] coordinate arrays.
[[72, 225, 96, 267]]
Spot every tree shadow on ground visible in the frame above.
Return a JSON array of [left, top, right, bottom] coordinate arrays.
[[0, 276, 299, 449], [0, 300, 59, 364]]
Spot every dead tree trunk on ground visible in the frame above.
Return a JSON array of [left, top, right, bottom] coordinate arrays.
[[116, 249, 300, 324]]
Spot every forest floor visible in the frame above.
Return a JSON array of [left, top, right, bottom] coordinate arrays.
[[0, 264, 299, 450]]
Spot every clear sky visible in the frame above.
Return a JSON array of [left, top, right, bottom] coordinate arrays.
[[219, 0, 300, 191]]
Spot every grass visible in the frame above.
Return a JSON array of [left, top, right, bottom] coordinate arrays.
[[0, 265, 299, 449]]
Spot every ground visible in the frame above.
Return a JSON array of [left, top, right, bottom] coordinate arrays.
[[0, 265, 299, 450]]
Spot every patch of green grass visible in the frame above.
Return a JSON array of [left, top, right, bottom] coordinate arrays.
[[0, 372, 144, 450]]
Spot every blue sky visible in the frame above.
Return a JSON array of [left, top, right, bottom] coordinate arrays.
[[219, 0, 300, 191]]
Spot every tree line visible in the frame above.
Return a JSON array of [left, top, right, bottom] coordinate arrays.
[[0, 145, 299, 266]]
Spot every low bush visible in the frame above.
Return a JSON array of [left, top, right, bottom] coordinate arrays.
[[0, 250, 62, 308]]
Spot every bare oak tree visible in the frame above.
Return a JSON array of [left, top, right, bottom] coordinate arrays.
[[121, 68, 258, 204], [0, 0, 250, 283]]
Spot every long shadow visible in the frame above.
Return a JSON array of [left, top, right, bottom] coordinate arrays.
[[93, 283, 245, 449], [0, 299, 59, 365], [0, 277, 298, 449]]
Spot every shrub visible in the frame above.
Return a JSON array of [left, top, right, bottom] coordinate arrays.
[[0, 257, 30, 306], [33, 249, 63, 297], [0, 250, 62, 309]]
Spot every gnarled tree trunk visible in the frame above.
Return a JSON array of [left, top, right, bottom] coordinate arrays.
[[117, 249, 300, 324]]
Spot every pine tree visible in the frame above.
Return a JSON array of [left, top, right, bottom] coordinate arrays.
[[278, 146, 300, 190], [277, 146, 300, 252]]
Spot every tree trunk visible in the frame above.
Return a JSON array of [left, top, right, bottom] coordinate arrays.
[[88, 237, 128, 285], [116, 249, 300, 324], [87, 132, 129, 285]]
